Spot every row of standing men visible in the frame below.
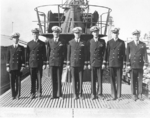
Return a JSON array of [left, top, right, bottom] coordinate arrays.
[[6, 26, 148, 101]]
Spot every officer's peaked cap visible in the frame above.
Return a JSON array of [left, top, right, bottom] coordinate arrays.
[[90, 26, 100, 32], [72, 27, 82, 33], [52, 26, 62, 33]]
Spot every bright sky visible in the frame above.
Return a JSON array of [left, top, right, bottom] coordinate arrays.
[[1, 0, 150, 43]]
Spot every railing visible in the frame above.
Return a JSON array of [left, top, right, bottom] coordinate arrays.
[[34, 4, 112, 35]]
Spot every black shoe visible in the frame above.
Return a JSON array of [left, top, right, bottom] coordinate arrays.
[[107, 98, 116, 101], [12, 97, 15, 100], [138, 95, 144, 101], [97, 94, 104, 100], [79, 94, 84, 100], [30, 94, 35, 99], [38, 95, 42, 100], [132, 95, 137, 101], [59, 96, 63, 100], [16, 97, 20, 100], [91, 95, 96, 100], [50, 96, 54, 99], [73, 95, 78, 100], [138, 94, 142, 98], [117, 97, 122, 102]]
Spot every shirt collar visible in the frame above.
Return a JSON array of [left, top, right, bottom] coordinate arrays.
[[93, 37, 98, 42], [34, 39, 39, 42], [134, 40, 139, 45], [114, 38, 118, 41], [54, 37, 59, 42], [14, 44, 18, 48], [75, 38, 80, 42]]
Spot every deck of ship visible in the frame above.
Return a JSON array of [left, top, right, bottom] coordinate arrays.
[[0, 69, 150, 118]]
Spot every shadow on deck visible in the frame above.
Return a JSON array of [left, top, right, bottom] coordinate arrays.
[[0, 69, 150, 109]]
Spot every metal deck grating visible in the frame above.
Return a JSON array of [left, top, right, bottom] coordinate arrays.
[[0, 70, 150, 109]]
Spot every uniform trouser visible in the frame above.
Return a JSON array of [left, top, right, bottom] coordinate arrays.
[[9, 70, 21, 98], [50, 66, 63, 97], [131, 69, 143, 96], [91, 67, 103, 96], [71, 67, 83, 97], [30, 67, 42, 96], [109, 67, 122, 98]]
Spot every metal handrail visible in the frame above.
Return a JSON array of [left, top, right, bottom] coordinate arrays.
[[34, 4, 112, 34]]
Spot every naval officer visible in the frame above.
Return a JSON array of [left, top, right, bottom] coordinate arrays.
[[126, 30, 148, 101], [67, 27, 88, 100], [6, 32, 25, 100], [26, 28, 46, 99], [87, 26, 106, 100], [46, 26, 66, 99], [105, 28, 126, 101]]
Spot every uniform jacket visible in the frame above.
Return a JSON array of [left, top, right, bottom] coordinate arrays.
[[105, 38, 126, 67], [26, 40, 46, 68], [67, 39, 87, 67], [6, 44, 25, 71], [46, 38, 66, 66], [126, 41, 148, 69], [87, 38, 106, 67]]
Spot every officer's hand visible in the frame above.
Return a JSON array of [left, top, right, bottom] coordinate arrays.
[[123, 71, 126, 76], [143, 66, 147, 70], [102, 64, 105, 69], [88, 65, 91, 69], [6, 67, 10, 72], [123, 64, 126, 69], [84, 65, 87, 70], [127, 66, 131, 70], [42, 65, 46, 70], [46, 65, 50, 69], [67, 65, 70, 71], [20, 67, 24, 72]]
